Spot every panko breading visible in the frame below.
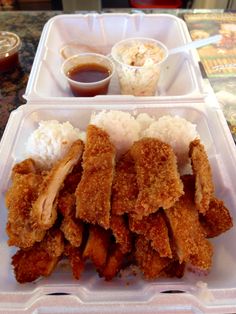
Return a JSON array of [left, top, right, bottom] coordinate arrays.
[[130, 138, 183, 219], [200, 198, 233, 238], [64, 244, 85, 280], [76, 125, 115, 229], [32, 140, 84, 230], [129, 210, 172, 258], [12, 229, 64, 283], [6, 171, 45, 249], [111, 151, 138, 216], [165, 175, 213, 271], [189, 139, 214, 215], [99, 244, 125, 281], [110, 214, 132, 254], [12, 158, 39, 176], [83, 225, 111, 270], [60, 217, 84, 248], [135, 236, 171, 279]]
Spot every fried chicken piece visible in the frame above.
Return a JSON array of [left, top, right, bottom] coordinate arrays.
[[111, 151, 138, 216], [83, 225, 111, 270], [6, 170, 45, 249], [12, 229, 64, 283], [130, 138, 183, 219], [162, 260, 186, 278], [99, 244, 125, 281], [64, 243, 85, 280], [129, 210, 172, 258], [60, 217, 84, 248], [57, 192, 75, 217], [110, 214, 132, 254], [189, 139, 214, 215], [165, 175, 213, 271], [12, 158, 39, 175], [200, 198, 233, 238], [135, 236, 171, 280], [188, 239, 213, 272], [76, 125, 115, 229], [32, 140, 84, 230]]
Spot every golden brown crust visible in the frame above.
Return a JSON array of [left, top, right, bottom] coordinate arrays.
[[83, 225, 111, 270], [12, 229, 64, 283], [99, 244, 125, 281], [64, 244, 85, 280], [110, 214, 132, 254], [165, 175, 213, 271], [6, 171, 45, 248], [130, 138, 183, 219], [129, 211, 172, 258], [200, 198, 233, 238], [189, 139, 214, 214], [135, 236, 171, 279], [111, 151, 138, 215], [76, 125, 115, 229]]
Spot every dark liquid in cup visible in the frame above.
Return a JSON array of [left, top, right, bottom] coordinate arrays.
[[67, 63, 111, 97]]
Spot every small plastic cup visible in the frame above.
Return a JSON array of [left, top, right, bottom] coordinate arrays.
[[61, 53, 115, 97], [111, 37, 168, 96], [0, 31, 21, 73]]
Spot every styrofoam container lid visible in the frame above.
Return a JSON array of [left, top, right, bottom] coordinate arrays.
[[24, 14, 205, 102], [0, 99, 236, 313]]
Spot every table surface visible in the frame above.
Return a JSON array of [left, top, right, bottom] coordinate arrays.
[[0, 9, 236, 142]]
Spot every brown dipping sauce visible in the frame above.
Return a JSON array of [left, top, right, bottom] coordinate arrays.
[[67, 63, 111, 97], [0, 31, 21, 73]]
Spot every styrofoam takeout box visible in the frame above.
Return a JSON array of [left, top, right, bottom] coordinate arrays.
[[24, 14, 205, 102], [0, 101, 236, 313]]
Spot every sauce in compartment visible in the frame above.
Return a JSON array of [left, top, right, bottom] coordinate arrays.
[[0, 32, 21, 73], [67, 63, 111, 97]]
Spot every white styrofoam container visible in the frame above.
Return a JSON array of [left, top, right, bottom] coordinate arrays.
[[24, 14, 205, 102], [0, 101, 236, 313]]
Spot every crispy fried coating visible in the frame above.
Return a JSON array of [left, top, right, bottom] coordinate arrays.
[[57, 192, 75, 217], [162, 260, 186, 278], [111, 151, 138, 216], [129, 210, 172, 258], [12, 229, 64, 283], [130, 138, 183, 219], [189, 139, 214, 214], [135, 236, 171, 280], [200, 198, 233, 238], [99, 244, 125, 281], [165, 175, 213, 271], [60, 217, 84, 248], [189, 239, 213, 272], [83, 225, 111, 270], [110, 214, 132, 254], [64, 244, 85, 280], [6, 170, 45, 249], [32, 140, 84, 230], [76, 125, 115, 229], [12, 158, 38, 176]]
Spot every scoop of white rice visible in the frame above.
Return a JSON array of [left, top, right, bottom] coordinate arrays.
[[143, 115, 199, 167], [90, 110, 141, 157], [25, 120, 85, 169]]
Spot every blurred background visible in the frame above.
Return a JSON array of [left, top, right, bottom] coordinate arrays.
[[0, 0, 236, 11]]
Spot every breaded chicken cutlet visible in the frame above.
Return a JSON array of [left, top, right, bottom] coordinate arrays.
[[129, 210, 172, 258], [111, 151, 138, 216], [200, 198, 233, 238], [76, 125, 115, 229], [64, 244, 85, 280], [12, 229, 64, 283], [130, 138, 183, 219], [165, 175, 213, 271], [32, 140, 84, 230], [189, 139, 214, 215], [135, 236, 171, 280], [6, 159, 45, 248], [110, 214, 133, 254]]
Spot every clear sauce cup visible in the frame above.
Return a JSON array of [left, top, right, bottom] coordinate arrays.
[[0, 31, 21, 73]]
